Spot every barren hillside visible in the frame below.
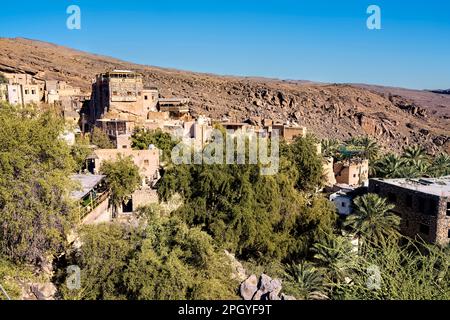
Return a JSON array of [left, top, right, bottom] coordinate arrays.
[[0, 37, 448, 153]]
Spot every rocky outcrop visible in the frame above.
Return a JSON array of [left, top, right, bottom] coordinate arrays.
[[240, 274, 259, 300], [21, 282, 57, 300], [225, 250, 247, 282], [240, 274, 296, 301]]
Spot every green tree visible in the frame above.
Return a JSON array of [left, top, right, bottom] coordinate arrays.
[[373, 153, 405, 178], [70, 135, 92, 173], [90, 127, 114, 149], [0, 103, 76, 264], [0, 258, 37, 300], [59, 223, 136, 300], [124, 208, 238, 300], [60, 209, 239, 300], [312, 235, 357, 286], [100, 156, 141, 216], [131, 128, 177, 162], [321, 139, 340, 159], [340, 239, 449, 300], [345, 136, 380, 163], [289, 135, 324, 191], [428, 153, 450, 177], [403, 146, 428, 163], [344, 194, 400, 250], [284, 261, 327, 300]]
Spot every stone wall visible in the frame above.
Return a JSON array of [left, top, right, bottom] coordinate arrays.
[[132, 188, 159, 211], [369, 179, 450, 245]]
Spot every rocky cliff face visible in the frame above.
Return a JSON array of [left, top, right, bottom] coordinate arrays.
[[0, 37, 448, 154]]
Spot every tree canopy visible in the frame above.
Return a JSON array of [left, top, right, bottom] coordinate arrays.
[[0, 103, 76, 264], [100, 156, 141, 215], [90, 127, 114, 149], [131, 128, 177, 162], [157, 134, 336, 263], [60, 208, 239, 300]]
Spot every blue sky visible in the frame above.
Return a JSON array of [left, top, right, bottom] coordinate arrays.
[[0, 0, 449, 89]]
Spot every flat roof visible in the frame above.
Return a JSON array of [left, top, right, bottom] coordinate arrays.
[[111, 70, 134, 73], [371, 177, 450, 197], [71, 174, 106, 200]]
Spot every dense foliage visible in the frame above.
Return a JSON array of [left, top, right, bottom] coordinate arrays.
[[70, 135, 92, 173], [90, 126, 114, 149], [158, 135, 336, 263], [131, 128, 177, 162], [373, 146, 450, 178], [0, 103, 76, 264], [59, 208, 239, 300], [322, 137, 450, 179], [0, 101, 447, 300], [100, 156, 141, 215]]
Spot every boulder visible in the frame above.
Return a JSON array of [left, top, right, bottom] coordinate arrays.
[[240, 275, 258, 300], [31, 283, 57, 300], [224, 250, 247, 282], [251, 274, 283, 300]]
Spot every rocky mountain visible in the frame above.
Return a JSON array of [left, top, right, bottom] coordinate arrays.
[[430, 89, 450, 95], [0, 37, 448, 154]]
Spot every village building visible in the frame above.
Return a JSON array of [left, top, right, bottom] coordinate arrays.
[[85, 147, 161, 215], [70, 174, 111, 225], [329, 186, 368, 216], [333, 159, 369, 186], [0, 73, 83, 108], [86, 148, 160, 186], [369, 177, 450, 246], [1, 73, 45, 105], [89, 70, 187, 123]]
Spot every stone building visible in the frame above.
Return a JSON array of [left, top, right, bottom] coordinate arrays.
[[369, 177, 450, 245], [86, 148, 161, 215], [334, 159, 369, 186], [270, 124, 307, 142], [86, 148, 160, 187], [2, 73, 45, 105], [90, 70, 165, 122]]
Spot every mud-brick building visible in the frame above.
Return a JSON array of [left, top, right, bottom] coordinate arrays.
[[90, 70, 160, 122], [369, 177, 450, 246], [334, 159, 369, 186]]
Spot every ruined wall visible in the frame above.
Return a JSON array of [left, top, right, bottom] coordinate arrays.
[[132, 188, 159, 211], [283, 126, 307, 142]]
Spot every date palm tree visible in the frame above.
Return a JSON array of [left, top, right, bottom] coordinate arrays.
[[285, 261, 327, 300], [403, 146, 428, 163], [347, 136, 380, 162], [344, 194, 400, 251], [373, 153, 405, 178], [428, 153, 450, 177], [312, 236, 357, 286], [321, 139, 340, 158]]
